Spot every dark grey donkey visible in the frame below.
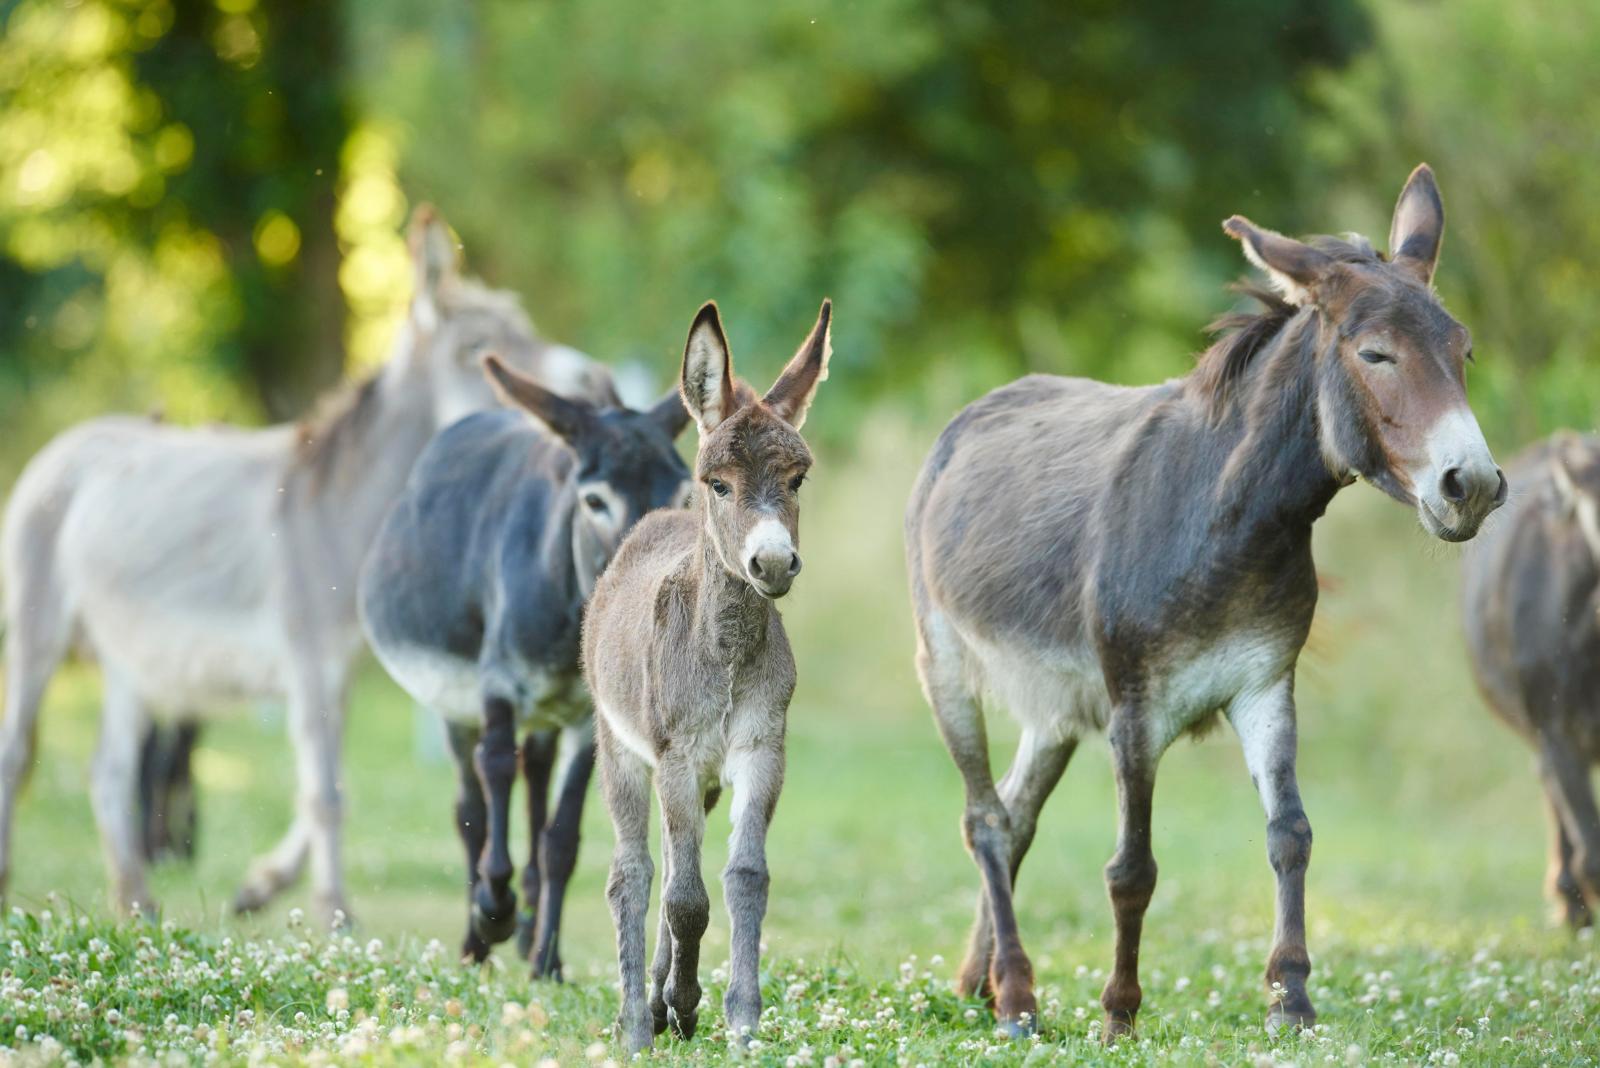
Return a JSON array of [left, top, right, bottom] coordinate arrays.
[[1463, 431, 1600, 929], [359, 355, 690, 974], [905, 165, 1505, 1040], [583, 300, 831, 1054]]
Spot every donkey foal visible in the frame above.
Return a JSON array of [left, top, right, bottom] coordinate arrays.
[[583, 299, 831, 1054]]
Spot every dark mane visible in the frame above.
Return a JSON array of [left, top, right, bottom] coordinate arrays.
[[292, 373, 382, 486], [1195, 234, 1386, 409]]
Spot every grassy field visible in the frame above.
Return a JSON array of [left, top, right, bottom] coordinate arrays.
[[4, 416, 1598, 1064]]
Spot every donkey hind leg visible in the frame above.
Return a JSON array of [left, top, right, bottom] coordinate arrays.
[[445, 722, 492, 962], [656, 755, 710, 1040], [0, 565, 72, 905], [91, 670, 155, 915], [959, 728, 1076, 1004], [723, 744, 784, 1046], [1543, 786, 1591, 929], [140, 721, 201, 863], [515, 730, 558, 962], [1229, 679, 1316, 1034], [1538, 732, 1600, 915], [530, 719, 596, 981], [1100, 708, 1160, 1043], [600, 732, 655, 1055], [471, 695, 520, 945]]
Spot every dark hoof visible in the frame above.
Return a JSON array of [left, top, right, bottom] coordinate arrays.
[[461, 931, 492, 964], [515, 910, 536, 960], [231, 885, 268, 915], [667, 1005, 698, 1040], [651, 999, 669, 1037], [1101, 1011, 1136, 1044], [1266, 1005, 1316, 1037], [530, 952, 563, 982], [997, 1015, 1035, 1040], [471, 884, 518, 945]]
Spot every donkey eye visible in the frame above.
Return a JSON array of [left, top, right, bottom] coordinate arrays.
[[1358, 349, 1395, 365], [709, 479, 730, 498], [584, 493, 609, 514], [788, 473, 806, 493]]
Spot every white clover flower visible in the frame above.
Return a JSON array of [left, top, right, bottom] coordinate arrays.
[[325, 988, 349, 1014]]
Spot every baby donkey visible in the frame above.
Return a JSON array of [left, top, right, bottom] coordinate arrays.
[[583, 299, 831, 1054]]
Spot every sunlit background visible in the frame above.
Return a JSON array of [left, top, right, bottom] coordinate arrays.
[[3, 1, 1600, 1058]]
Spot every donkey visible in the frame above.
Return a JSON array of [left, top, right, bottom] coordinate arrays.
[[583, 300, 830, 1054], [1463, 432, 1600, 929], [0, 205, 619, 923], [905, 165, 1505, 1039], [359, 354, 690, 973]]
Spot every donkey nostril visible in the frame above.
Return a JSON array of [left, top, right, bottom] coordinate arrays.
[[748, 555, 764, 579], [1440, 467, 1466, 504], [1492, 469, 1509, 505], [787, 553, 801, 577]]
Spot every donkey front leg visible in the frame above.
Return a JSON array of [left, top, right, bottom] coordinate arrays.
[[1229, 678, 1316, 1033], [723, 744, 784, 1046], [445, 722, 492, 962], [600, 732, 655, 1055], [530, 720, 595, 980], [515, 730, 558, 962], [91, 671, 155, 915], [656, 755, 711, 1040], [1538, 731, 1600, 917], [1101, 709, 1160, 1042], [471, 695, 520, 945], [1542, 788, 1592, 929]]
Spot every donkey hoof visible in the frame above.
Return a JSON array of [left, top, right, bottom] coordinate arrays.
[[515, 909, 537, 960], [996, 1015, 1035, 1040], [460, 931, 492, 964], [471, 885, 517, 945], [530, 952, 563, 983], [1101, 1011, 1136, 1044], [231, 884, 269, 915], [650, 999, 669, 1037], [1265, 1005, 1316, 1037], [666, 1004, 698, 1040]]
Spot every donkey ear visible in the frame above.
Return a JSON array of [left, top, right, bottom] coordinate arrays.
[[1389, 163, 1444, 286], [408, 203, 459, 330], [648, 387, 692, 439], [680, 301, 736, 434], [763, 299, 832, 429], [1223, 216, 1338, 307], [482, 353, 595, 446]]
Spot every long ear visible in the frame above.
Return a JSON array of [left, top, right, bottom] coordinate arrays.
[[648, 387, 692, 439], [1388, 163, 1444, 286], [680, 301, 736, 434], [1222, 216, 1337, 307], [763, 299, 832, 429], [482, 353, 595, 445], [409, 203, 458, 329]]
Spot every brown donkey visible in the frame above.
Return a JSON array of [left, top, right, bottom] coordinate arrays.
[[1462, 432, 1600, 929], [905, 165, 1505, 1039], [583, 300, 830, 1054]]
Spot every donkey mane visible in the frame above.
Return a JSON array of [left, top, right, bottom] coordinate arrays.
[[293, 373, 383, 484], [1195, 234, 1385, 410]]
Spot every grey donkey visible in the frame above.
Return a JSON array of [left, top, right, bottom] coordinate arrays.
[[582, 299, 831, 1054]]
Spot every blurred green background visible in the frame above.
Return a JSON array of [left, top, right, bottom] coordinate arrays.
[[3, 0, 1599, 1022]]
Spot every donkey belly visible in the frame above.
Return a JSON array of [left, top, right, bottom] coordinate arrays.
[[376, 641, 589, 731], [955, 622, 1112, 740]]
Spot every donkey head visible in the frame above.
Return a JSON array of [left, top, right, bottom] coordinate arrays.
[[1224, 165, 1505, 542], [679, 300, 831, 599], [406, 206, 618, 428], [483, 355, 691, 595]]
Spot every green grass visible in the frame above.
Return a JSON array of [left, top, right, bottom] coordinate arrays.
[[4, 416, 1598, 1064]]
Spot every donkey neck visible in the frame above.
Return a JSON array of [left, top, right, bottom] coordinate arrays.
[[690, 522, 773, 667], [1202, 311, 1345, 536]]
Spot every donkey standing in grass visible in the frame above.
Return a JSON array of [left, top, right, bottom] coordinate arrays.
[[584, 300, 830, 1054], [0, 206, 618, 923], [359, 355, 690, 973], [906, 166, 1505, 1039], [1463, 432, 1600, 929]]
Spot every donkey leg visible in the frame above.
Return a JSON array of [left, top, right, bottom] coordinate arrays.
[[91, 672, 155, 915], [515, 730, 557, 962], [165, 721, 200, 860], [0, 575, 71, 905], [1100, 710, 1159, 1042], [1543, 788, 1591, 929], [723, 744, 784, 1046], [471, 695, 520, 945], [530, 719, 595, 980], [1230, 679, 1315, 1033], [656, 755, 710, 1040], [445, 722, 492, 962], [1538, 733, 1600, 909], [959, 729, 1075, 1004], [600, 731, 655, 1055]]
